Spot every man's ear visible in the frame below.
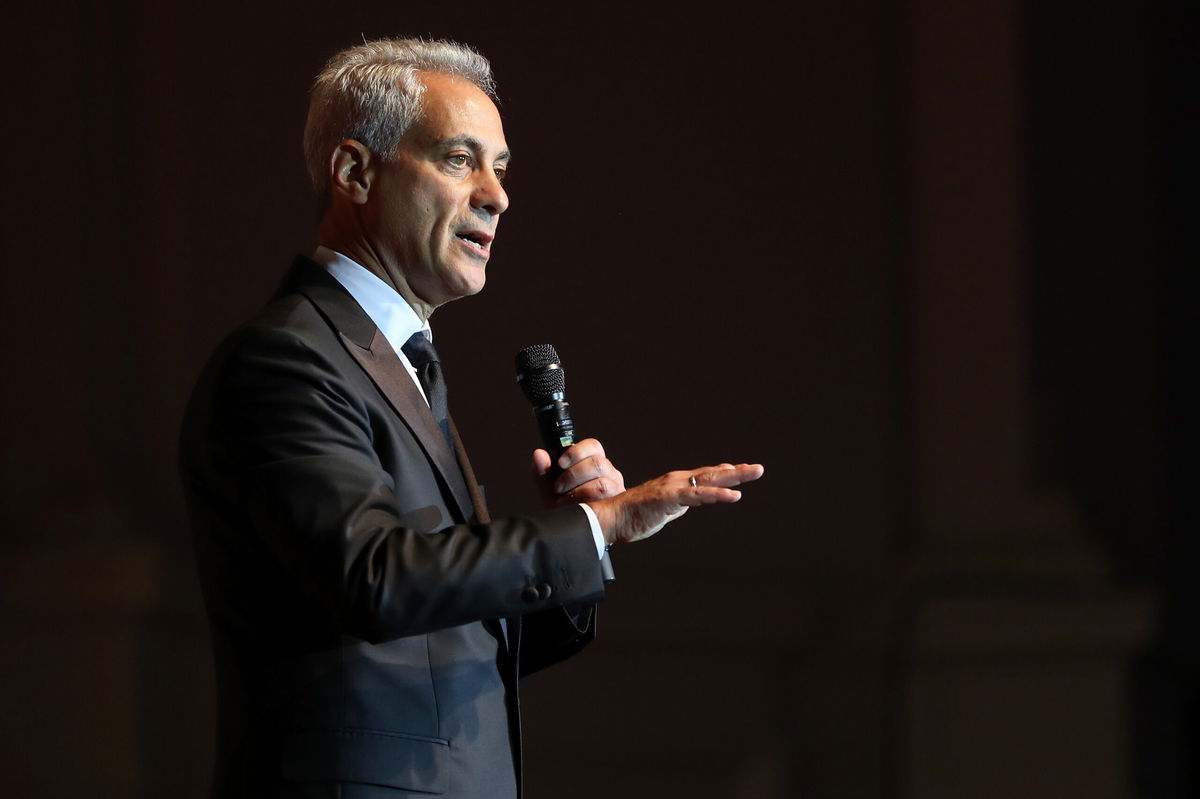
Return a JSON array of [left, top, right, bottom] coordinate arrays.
[[328, 140, 374, 205]]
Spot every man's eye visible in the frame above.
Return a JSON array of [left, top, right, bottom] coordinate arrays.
[[494, 168, 507, 184], [447, 154, 471, 167]]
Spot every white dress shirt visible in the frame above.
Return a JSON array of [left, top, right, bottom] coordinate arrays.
[[314, 247, 606, 559]]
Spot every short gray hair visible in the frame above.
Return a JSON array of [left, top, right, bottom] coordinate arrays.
[[303, 38, 496, 207]]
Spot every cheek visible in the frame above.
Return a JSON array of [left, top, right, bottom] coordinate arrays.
[[401, 180, 465, 249], [431, 185, 466, 219]]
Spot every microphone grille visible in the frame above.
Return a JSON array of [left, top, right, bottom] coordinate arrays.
[[515, 344, 566, 403], [515, 343, 559, 372]]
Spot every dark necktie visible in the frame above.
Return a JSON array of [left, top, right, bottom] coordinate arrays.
[[402, 332, 453, 449]]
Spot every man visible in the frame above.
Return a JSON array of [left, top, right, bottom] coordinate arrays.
[[180, 38, 762, 798]]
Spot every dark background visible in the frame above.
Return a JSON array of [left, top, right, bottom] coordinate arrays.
[[0, 0, 1194, 796]]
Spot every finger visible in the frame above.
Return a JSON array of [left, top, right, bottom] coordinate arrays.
[[531, 448, 553, 477], [565, 476, 623, 502], [557, 464, 625, 501], [555, 455, 621, 494], [679, 486, 745, 506], [556, 438, 605, 470], [689, 463, 765, 489]]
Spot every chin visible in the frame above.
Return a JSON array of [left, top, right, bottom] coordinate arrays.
[[450, 269, 487, 299], [431, 280, 486, 308]]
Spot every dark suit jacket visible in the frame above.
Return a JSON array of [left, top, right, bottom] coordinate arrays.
[[180, 257, 605, 798]]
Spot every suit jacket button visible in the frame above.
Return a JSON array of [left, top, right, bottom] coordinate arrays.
[[537, 583, 553, 600], [521, 585, 541, 602]]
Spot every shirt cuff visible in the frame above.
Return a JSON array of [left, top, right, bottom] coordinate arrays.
[[578, 503, 607, 560]]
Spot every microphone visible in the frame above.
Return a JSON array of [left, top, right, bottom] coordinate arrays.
[[515, 344, 615, 583]]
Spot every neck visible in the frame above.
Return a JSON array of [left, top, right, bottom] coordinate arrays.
[[317, 218, 437, 323]]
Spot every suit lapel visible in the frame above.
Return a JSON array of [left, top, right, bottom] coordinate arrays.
[[283, 257, 476, 524], [340, 329, 477, 523], [450, 419, 490, 524]]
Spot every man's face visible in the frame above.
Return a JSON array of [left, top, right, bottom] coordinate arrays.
[[365, 72, 510, 309]]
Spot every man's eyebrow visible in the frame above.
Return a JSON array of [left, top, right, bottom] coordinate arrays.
[[438, 135, 511, 163]]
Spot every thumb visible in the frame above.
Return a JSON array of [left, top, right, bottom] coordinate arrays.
[[531, 448, 553, 477]]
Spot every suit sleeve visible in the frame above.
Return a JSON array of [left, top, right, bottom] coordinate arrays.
[[183, 323, 605, 645]]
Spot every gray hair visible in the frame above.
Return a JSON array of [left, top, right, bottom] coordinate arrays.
[[303, 38, 496, 208]]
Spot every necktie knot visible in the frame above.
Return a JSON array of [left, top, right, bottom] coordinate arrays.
[[402, 332, 440, 369]]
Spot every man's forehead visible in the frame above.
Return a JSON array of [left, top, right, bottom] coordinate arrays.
[[418, 71, 498, 116], [411, 74, 508, 154]]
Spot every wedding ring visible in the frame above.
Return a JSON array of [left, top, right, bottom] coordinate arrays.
[[689, 475, 698, 487]]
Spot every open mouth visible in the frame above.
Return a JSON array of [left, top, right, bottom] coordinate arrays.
[[455, 231, 492, 253]]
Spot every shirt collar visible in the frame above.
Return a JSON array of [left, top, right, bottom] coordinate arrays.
[[312, 246, 430, 354]]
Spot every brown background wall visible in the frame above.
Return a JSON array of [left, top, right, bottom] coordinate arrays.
[[0, 1, 1194, 797]]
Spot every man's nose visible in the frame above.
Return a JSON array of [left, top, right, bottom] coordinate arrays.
[[471, 170, 509, 216]]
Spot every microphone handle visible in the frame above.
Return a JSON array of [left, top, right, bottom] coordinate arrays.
[[534, 399, 615, 583]]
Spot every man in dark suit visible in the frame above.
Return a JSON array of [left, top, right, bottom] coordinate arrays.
[[180, 38, 762, 798]]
